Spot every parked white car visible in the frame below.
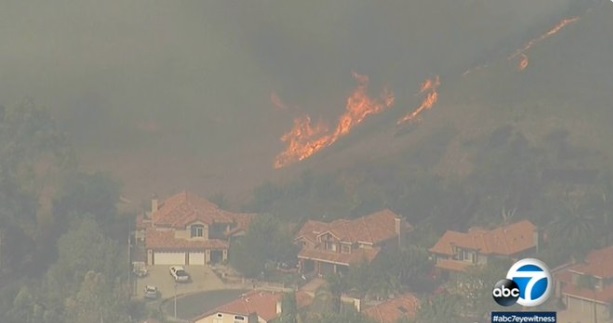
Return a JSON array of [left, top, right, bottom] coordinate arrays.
[[169, 266, 189, 282], [144, 285, 158, 299]]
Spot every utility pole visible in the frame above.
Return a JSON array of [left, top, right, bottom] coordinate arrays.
[[174, 282, 178, 319], [128, 226, 132, 298]]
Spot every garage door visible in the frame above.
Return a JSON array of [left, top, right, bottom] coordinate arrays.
[[154, 252, 186, 265], [188, 252, 205, 265]]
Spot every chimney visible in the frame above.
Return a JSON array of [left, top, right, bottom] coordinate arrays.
[[151, 194, 159, 213], [395, 217, 404, 246], [353, 297, 361, 312], [533, 227, 542, 253], [276, 300, 282, 315]]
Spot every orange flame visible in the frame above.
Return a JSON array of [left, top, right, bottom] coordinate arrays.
[[464, 17, 579, 77], [397, 76, 440, 125], [518, 53, 529, 71], [509, 17, 579, 63], [274, 72, 395, 168]]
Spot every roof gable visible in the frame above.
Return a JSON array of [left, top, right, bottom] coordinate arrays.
[[196, 291, 313, 322], [568, 246, 613, 279], [429, 220, 537, 256], [150, 191, 256, 229], [296, 209, 410, 245]]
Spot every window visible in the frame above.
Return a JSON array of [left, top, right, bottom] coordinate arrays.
[[341, 244, 351, 254], [462, 250, 475, 263], [326, 241, 337, 251], [234, 315, 245, 322], [191, 225, 204, 238]]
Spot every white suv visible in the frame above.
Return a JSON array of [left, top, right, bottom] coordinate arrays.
[[169, 266, 189, 282]]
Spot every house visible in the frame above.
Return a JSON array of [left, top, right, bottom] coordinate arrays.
[[136, 191, 256, 266], [294, 209, 412, 276], [429, 220, 538, 276], [363, 293, 421, 323], [191, 290, 313, 323], [554, 246, 613, 322]]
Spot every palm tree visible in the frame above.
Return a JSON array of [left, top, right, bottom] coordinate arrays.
[[500, 206, 517, 226], [549, 199, 597, 261]]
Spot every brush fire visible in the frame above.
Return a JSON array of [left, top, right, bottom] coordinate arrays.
[[509, 17, 580, 70], [273, 72, 395, 169], [397, 76, 441, 126], [273, 15, 581, 169]]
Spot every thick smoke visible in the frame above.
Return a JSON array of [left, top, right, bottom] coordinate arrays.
[[0, 0, 577, 153]]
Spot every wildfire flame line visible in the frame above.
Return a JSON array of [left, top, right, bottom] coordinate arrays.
[[397, 76, 440, 126], [273, 16, 582, 168], [273, 72, 395, 168], [509, 17, 579, 70]]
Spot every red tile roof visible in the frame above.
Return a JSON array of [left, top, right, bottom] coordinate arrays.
[[555, 266, 613, 304], [296, 220, 329, 243], [298, 247, 380, 266], [296, 209, 410, 245], [568, 246, 613, 279], [363, 293, 421, 323], [151, 191, 256, 229], [429, 220, 536, 257], [555, 246, 613, 304], [145, 228, 229, 251], [194, 290, 313, 322], [563, 284, 613, 304]]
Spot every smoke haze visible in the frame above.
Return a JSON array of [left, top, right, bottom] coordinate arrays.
[[0, 0, 579, 199]]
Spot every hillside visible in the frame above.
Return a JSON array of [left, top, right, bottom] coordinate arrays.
[[277, 1, 613, 183], [77, 1, 613, 209]]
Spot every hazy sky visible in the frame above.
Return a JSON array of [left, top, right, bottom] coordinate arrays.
[[0, 0, 575, 151]]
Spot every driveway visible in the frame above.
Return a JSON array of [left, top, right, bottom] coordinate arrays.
[[135, 265, 225, 301]]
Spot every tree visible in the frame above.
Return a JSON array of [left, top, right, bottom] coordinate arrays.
[[64, 271, 131, 323], [326, 274, 348, 313], [53, 172, 121, 231], [454, 259, 512, 318], [229, 214, 299, 278], [279, 291, 298, 323], [548, 198, 598, 261], [345, 246, 433, 298], [415, 294, 462, 323], [0, 100, 77, 274], [313, 306, 376, 323], [37, 215, 127, 321]]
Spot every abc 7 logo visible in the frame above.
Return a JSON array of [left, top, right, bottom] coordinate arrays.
[[492, 279, 521, 306], [492, 258, 552, 307]]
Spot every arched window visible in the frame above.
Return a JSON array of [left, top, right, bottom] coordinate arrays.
[[191, 225, 204, 238]]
